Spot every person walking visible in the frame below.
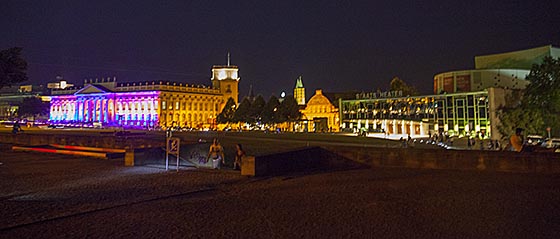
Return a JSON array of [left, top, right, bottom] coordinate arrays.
[[233, 144, 246, 170]]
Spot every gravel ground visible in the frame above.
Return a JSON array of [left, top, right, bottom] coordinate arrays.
[[1, 150, 560, 239]]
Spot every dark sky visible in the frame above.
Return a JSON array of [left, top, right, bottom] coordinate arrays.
[[2, 0, 559, 97]]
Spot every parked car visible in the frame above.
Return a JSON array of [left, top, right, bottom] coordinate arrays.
[[526, 135, 545, 146], [542, 138, 560, 149]]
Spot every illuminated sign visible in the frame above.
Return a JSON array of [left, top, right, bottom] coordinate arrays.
[[356, 90, 403, 99]]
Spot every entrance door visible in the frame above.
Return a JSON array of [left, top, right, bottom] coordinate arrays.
[[313, 117, 328, 133]]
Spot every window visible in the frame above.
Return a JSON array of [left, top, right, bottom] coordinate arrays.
[[176, 102, 179, 110], [162, 101, 166, 110]]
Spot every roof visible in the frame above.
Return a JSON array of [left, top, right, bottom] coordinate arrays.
[[74, 84, 113, 95]]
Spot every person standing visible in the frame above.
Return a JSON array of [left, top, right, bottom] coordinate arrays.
[[12, 121, 22, 134], [510, 128, 524, 152], [233, 144, 246, 170], [207, 139, 224, 169]]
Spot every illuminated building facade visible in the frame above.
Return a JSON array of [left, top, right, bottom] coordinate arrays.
[[340, 45, 560, 139], [340, 90, 493, 137], [300, 89, 341, 132], [49, 61, 240, 129]]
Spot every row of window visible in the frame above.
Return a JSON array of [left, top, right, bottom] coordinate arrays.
[[161, 101, 220, 112]]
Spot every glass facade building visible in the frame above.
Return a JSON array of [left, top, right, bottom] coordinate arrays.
[[340, 91, 491, 138]]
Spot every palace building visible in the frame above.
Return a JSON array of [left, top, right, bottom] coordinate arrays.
[[49, 59, 240, 129]]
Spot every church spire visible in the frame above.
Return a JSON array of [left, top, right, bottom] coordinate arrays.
[[227, 52, 230, 66], [294, 76, 306, 105], [295, 75, 304, 88]]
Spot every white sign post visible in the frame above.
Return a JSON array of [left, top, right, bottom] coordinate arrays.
[[165, 129, 180, 171]]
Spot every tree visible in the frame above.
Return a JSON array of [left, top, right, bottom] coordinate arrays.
[[278, 95, 302, 122], [390, 77, 419, 96], [498, 106, 544, 140], [498, 57, 560, 138], [248, 94, 266, 124], [17, 97, 50, 121], [261, 95, 280, 124], [233, 97, 252, 123], [216, 97, 236, 124], [523, 56, 560, 136], [0, 47, 28, 89]]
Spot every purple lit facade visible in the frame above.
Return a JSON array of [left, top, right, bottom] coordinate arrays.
[[50, 88, 160, 128], [49, 63, 240, 129]]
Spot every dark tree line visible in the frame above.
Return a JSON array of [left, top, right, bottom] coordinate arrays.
[[0, 47, 28, 90], [217, 95, 302, 125]]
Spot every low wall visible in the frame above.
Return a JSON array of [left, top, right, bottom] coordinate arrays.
[[242, 147, 365, 176], [323, 146, 560, 174], [0, 132, 164, 149]]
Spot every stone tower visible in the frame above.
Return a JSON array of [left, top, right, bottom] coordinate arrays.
[[294, 75, 306, 105], [211, 52, 240, 105]]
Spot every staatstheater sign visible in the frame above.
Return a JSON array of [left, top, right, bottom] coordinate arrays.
[[356, 90, 403, 100]]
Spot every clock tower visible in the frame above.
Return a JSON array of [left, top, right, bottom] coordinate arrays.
[[211, 52, 240, 105]]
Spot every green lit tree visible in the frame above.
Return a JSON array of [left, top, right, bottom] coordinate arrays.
[[523, 57, 560, 136], [0, 47, 28, 89], [216, 97, 236, 124], [498, 57, 560, 138]]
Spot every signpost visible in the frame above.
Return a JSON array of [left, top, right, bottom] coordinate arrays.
[[165, 129, 180, 172], [547, 127, 551, 139]]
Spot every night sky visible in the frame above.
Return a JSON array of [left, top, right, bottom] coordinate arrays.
[[2, 0, 559, 97]]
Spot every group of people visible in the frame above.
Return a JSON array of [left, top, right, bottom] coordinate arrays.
[[206, 138, 246, 170]]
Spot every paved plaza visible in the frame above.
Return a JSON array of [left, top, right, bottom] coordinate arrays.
[[1, 148, 559, 238]]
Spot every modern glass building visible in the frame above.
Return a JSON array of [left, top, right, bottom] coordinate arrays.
[[339, 45, 560, 139], [340, 90, 492, 138]]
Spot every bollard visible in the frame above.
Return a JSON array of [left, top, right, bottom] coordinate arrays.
[[241, 156, 256, 176]]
